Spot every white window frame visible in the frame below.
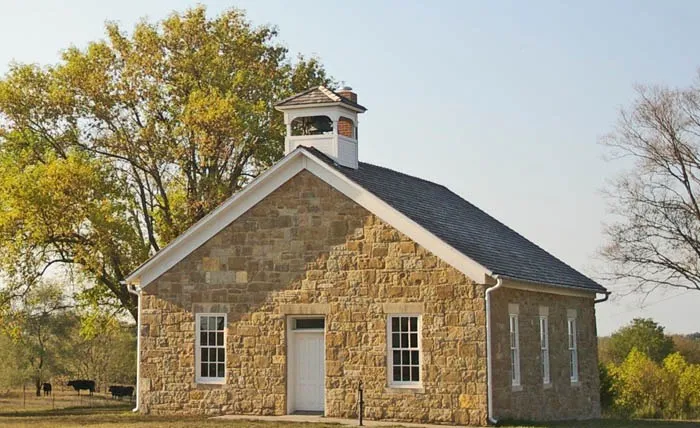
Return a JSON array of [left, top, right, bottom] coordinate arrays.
[[386, 314, 422, 388], [568, 315, 578, 383], [195, 313, 227, 384], [509, 313, 520, 387], [540, 316, 550, 385]]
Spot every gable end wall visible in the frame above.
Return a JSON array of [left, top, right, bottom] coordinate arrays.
[[138, 170, 488, 425]]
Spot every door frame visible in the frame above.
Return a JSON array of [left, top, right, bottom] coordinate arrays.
[[286, 315, 326, 415]]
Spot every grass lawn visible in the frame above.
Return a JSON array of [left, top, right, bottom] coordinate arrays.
[[0, 406, 698, 428]]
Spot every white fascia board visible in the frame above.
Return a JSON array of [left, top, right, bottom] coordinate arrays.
[[275, 102, 365, 114], [127, 148, 492, 288], [125, 151, 307, 288], [500, 277, 597, 299]]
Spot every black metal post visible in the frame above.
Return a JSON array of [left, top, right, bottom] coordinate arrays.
[[357, 380, 364, 426]]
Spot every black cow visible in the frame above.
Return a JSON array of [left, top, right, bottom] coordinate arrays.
[[108, 385, 134, 400], [42, 383, 52, 396], [67, 380, 95, 396]]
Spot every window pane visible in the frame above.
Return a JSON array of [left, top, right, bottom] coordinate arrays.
[[401, 333, 408, 348], [393, 350, 401, 364], [409, 317, 417, 332], [391, 317, 399, 332], [217, 317, 225, 330], [209, 348, 217, 362], [402, 366, 410, 381], [208, 317, 216, 330], [200, 332, 208, 346], [295, 318, 325, 329], [217, 363, 225, 378], [402, 350, 410, 365], [392, 333, 400, 348], [411, 366, 419, 381], [401, 317, 408, 331], [200, 318, 207, 331], [201, 363, 209, 377], [410, 333, 418, 348], [218, 348, 225, 362], [201, 348, 208, 362], [209, 332, 216, 346], [210, 363, 217, 377], [393, 366, 401, 381], [411, 350, 419, 365], [216, 332, 224, 346]]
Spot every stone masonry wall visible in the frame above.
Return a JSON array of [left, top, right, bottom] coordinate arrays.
[[490, 284, 601, 421], [139, 170, 488, 425]]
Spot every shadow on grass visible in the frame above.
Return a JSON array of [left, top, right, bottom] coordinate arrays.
[[0, 404, 132, 418]]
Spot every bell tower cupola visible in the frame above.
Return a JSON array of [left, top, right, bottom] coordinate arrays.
[[275, 85, 367, 169]]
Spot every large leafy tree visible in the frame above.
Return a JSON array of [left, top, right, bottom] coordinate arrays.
[[0, 6, 331, 319]]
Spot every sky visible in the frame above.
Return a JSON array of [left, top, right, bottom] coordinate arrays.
[[1, 0, 699, 335]]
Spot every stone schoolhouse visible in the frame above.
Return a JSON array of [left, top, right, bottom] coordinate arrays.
[[125, 86, 608, 425]]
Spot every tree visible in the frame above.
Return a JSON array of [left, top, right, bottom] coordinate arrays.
[[1, 282, 75, 396], [672, 333, 700, 364], [602, 78, 700, 295], [66, 311, 136, 391], [0, 6, 331, 319], [607, 318, 675, 364], [609, 348, 669, 418]]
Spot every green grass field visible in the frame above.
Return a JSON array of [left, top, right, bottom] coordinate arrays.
[[0, 390, 698, 428]]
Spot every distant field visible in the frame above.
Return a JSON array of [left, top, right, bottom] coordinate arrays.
[[0, 392, 698, 428]]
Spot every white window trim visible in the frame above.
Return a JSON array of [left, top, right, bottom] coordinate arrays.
[[540, 316, 551, 385], [509, 312, 521, 388], [195, 313, 227, 385], [568, 316, 579, 384], [386, 314, 422, 389]]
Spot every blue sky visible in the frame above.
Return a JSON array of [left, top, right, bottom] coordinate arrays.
[[1, 0, 699, 335]]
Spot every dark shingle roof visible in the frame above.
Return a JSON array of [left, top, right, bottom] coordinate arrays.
[[276, 86, 367, 111], [305, 147, 606, 293]]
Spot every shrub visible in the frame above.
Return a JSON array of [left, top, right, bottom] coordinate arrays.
[[606, 348, 700, 419]]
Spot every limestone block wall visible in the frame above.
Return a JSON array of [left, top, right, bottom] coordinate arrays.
[[138, 170, 487, 426], [490, 284, 601, 421]]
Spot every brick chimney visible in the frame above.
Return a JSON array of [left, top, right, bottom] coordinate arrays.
[[336, 86, 357, 104]]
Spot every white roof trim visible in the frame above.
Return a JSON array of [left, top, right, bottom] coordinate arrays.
[[318, 86, 341, 101], [126, 148, 492, 288]]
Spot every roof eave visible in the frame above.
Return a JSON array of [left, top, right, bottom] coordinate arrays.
[[274, 101, 367, 113]]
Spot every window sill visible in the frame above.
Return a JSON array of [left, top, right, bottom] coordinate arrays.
[[571, 380, 580, 387], [543, 382, 553, 390], [386, 384, 425, 394], [195, 379, 225, 386], [511, 384, 523, 392]]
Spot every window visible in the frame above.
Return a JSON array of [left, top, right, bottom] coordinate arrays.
[[293, 318, 325, 330], [540, 316, 550, 385], [509, 313, 520, 386], [196, 314, 226, 383], [568, 317, 578, 383], [388, 315, 420, 387]]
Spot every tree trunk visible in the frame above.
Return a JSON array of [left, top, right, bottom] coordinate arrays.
[[35, 377, 41, 397]]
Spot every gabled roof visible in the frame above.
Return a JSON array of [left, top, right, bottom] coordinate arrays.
[[275, 86, 367, 112], [305, 147, 607, 293], [126, 147, 605, 294]]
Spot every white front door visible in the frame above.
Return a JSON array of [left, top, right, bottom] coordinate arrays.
[[291, 329, 324, 412]]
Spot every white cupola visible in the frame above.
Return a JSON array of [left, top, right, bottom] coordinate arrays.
[[275, 85, 367, 169]]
